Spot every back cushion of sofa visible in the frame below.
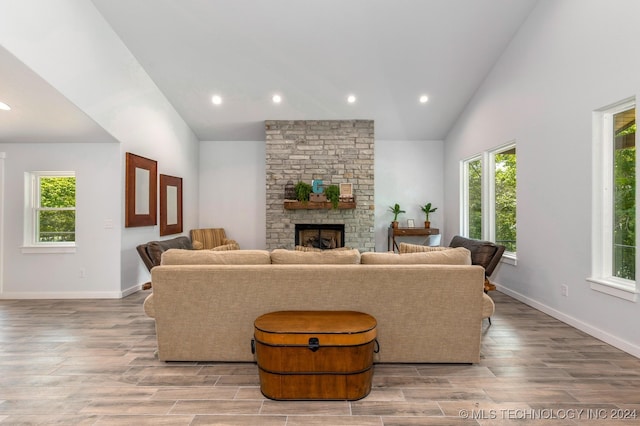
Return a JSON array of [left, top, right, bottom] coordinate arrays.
[[270, 248, 361, 264], [161, 249, 271, 265], [361, 247, 471, 265]]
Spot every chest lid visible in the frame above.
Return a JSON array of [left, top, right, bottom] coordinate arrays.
[[254, 311, 377, 346]]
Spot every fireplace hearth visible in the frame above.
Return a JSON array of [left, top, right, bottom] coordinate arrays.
[[295, 224, 345, 250]]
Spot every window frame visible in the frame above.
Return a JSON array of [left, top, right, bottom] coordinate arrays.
[[588, 98, 637, 301], [489, 142, 517, 261], [460, 141, 517, 265], [22, 171, 76, 253], [460, 154, 484, 239]]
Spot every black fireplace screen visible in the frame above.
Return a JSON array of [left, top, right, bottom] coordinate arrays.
[[295, 224, 345, 249]]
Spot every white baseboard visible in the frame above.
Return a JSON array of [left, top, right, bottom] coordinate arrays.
[[497, 284, 640, 359], [1, 284, 145, 299]]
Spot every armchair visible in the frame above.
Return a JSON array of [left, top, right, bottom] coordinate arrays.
[[449, 235, 505, 292], [449, 235, 505, 325], [190, 228, 239, 250], [136, 236, 192, 289]]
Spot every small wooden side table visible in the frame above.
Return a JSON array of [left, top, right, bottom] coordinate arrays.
[[387, 227, 440, 252]]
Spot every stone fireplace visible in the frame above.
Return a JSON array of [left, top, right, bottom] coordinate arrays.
[[265, 120, 375, 251]]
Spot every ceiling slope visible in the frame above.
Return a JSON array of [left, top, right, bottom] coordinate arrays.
[[0, 0, 538, 143]]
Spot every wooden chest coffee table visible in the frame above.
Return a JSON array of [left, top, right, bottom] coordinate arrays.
[[252, 310, 377, 400]]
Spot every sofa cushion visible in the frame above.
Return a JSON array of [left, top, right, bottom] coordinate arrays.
[[361, 247, 471, 265], [161, 249, 271, 265], [399, 243, 450, 253], [146, 236, 192, 267], [270, 248, 361, 264]]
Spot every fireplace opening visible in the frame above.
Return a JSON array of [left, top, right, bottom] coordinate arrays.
[[295, 224, 345, 250]]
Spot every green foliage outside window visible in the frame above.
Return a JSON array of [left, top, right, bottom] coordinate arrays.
[[38, 176, 76, 242], [495, 151, 517, 252], [467, 159, 482, 240], [613, 119, 635, 280]]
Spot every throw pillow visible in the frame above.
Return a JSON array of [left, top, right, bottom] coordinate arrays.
[[191, 240, 204, 250], [270, 248, 361, 264], [211, 243, 241, 251], [360, 247, 471, 265], [398, 242, 450, 253], [294, 245, 322, 252], [295, 245, 354, 252]]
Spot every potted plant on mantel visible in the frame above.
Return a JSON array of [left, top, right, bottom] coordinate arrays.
[[324, 184, 341, 209], [420, 202, 437, 228], [388, 203, 405, 228], [294, 181, 313, 203]]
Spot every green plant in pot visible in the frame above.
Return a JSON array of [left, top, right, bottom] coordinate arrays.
[[420, 202, 437, 228], [388, 203, 405, 228], [294, 181, 313, 202], [324, 184, 340, 209]]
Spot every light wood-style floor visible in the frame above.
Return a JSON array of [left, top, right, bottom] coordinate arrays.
[[1, 290, 639, 425]]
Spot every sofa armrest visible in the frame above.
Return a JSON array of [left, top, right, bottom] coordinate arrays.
[[143, 294, 155, 318]]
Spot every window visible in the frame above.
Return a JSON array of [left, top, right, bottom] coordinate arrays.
[[590, 98, 637, 301], [461, 143, 517, 259], [23, 171, 76, 252]]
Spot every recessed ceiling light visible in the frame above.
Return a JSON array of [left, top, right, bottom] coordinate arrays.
[[347, 95, 357, 103], [0, 101, 11, 111], [419, 95, 429, 103], [272, 94, 282, 104], [211, 95, 222, 105]]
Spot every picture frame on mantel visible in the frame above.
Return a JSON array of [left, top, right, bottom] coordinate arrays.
[[339, 183, 353, 200], [159, 174, 183, 236], [125, 152, 157, 227]]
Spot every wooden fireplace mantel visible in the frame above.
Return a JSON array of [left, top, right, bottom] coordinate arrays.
[[284, 200, 356, 210]]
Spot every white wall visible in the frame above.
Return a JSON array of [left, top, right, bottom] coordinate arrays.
[[375, 140, 444, 251], [0, 143, 121, 297], [0, 0, 200, 293], [444, 0, 640, 356], [199, 141, 266, 249], [199, 139, 444, 252]]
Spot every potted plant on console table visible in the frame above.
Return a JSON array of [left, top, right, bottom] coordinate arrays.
[[420, 202, 437, 228], [388, 203, 405, 228]]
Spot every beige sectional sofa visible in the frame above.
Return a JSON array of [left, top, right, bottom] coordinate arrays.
[[144, 247, 487, 363]]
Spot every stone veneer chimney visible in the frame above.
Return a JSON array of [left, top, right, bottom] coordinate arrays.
[[265, 120, 375, 251]]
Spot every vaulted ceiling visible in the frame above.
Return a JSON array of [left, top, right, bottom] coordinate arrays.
[[0, 0, 538, 143]]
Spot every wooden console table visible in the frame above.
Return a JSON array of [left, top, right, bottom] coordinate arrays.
[[387, 227, 440, 252]]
